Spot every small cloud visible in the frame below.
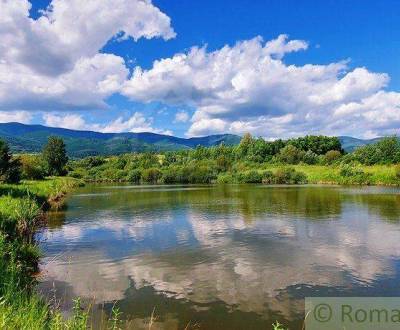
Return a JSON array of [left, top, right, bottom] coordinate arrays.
[[174, 111, 190, 123], [0, 111, 33, 124]]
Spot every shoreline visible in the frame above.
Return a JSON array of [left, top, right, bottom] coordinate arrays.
[[0, 177, 86, 328]]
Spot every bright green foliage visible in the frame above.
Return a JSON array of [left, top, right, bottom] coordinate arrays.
[[353, 137, 400, 165], [0, 178, 89, 329], [20, 154, 47, 180], [43, 136, 68, 176], [67, 134, 400, 186], [302, 150, 319, 165], [277, 145, 305, 164], [273, 168, 308, 184], [288, 135, 342, 154], [272, 321, 287, 330], [324, 150, 342, 164], [142, 167, 162, 183], [395, 165, 400, 179]]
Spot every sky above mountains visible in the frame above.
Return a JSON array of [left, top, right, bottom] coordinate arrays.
[[1, 0, 399, 138]]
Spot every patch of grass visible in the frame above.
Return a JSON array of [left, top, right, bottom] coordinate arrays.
[[0, 177, 88, 329]]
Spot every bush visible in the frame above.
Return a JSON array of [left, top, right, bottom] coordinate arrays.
[[339, 163, 364, 177], [395, 165, 400, 179], [302, 150, 319, 165], [20, 155, 46, 180], [353, 137, 400, 165], [238, 170, 263, 183], [277, 145, 305, 164], [339, 163, 371, 184], [126, 169, 141, 183], [216, 173, 236, 183], [262, 171, 274, 184], [324, 150, 342, 164], [141, 168, 162, 183], [188, 166, 216, 183], [273, 168, 307, 184]]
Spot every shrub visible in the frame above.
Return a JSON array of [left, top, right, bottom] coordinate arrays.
[[262, 170, 274, 184], [394, 165, 400, 179], [188, 166, 216, 183], [324, 150, 342, 164], [302, 150, 319, 165], [273, 168, 307, 184], [141, 168, 162, 183], [277, 145, 305, 164], [353, 137, 400, 165], [126, 169, 142, 183], [20, 155, 46, 180], [339, 163, 364, 177], [238, 170, 263, 183], [339, 163, 371, 184], [216, 173, 236, 183]]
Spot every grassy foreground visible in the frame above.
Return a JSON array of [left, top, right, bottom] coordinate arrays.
[[0, 177, 88, 329]]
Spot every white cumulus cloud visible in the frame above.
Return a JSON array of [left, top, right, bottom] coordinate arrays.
[[174, 111, 190, 123], [122, 35, 399, 138], [42, 112, 172, 135], [0, 0, 175, 111], [0, 111, 33, 124]]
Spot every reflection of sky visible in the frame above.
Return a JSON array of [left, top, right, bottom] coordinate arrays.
[[38, 185, 400, 329]]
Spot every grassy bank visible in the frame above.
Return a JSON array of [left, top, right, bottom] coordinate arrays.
[[0, 177, 87, 329], [261, 164, 400, 186]]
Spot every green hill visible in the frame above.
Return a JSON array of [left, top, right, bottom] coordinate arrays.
[[0, 122, 241, 158]]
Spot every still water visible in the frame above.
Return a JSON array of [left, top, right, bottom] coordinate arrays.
[[38, 184, 400, 329]]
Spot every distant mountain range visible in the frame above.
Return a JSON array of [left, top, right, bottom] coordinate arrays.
[[0, 122, 241, 157], [0, 122, 391, 157]]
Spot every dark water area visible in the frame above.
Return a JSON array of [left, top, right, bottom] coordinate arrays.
[[37, 184, 400, 329]]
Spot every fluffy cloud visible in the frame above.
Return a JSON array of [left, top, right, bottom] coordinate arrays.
[[0, 111, 32, 123], [123, 35, 399, 138], [174, 110, 190, 123], [0, 0, 174, 111], [42, 112, 172, 135]]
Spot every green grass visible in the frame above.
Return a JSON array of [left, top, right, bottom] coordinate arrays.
[[0, 178, 87, 330]]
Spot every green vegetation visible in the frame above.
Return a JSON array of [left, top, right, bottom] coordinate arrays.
[[43, 136, 69, 176], [66, 135, 400, 186], [0, 177, 88, 329], [0, 122, 241, 157], [0, 139, 21, 184]]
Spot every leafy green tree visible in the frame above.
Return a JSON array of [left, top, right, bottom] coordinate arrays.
[[353, 137, 400, 165], [43, 136, 68, 176], [0, 139, 21, 183], [277, 145, 304, 164], [237, 133, 254, 158], [324, 150, 342, 164]]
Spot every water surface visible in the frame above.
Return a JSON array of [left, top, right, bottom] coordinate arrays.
[[38, 184, 400, 329]]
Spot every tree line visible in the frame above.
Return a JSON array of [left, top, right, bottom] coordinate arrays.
[[1, 134, 399, 185], [0, 137, 68, 184]]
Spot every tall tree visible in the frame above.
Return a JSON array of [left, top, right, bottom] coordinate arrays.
[[43, 136, 68, 176], [0, 139, 21, 183]]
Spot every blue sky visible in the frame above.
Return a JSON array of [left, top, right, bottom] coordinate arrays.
[[1, 0, 400, 138]]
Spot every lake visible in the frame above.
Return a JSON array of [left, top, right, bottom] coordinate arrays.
[[38, 184, 400, 329]]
